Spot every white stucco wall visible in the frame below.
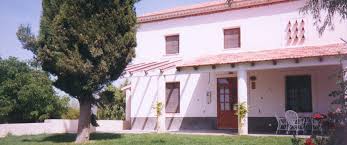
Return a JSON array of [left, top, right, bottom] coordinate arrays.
[[130, 65, 339, 118], [134, 0, 347, 63], [130, 73, 218, 118]]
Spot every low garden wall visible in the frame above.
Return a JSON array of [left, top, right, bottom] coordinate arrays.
[[0, 119, 127, 137]]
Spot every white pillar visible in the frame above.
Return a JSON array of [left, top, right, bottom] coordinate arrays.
[[124, 87, 131, 129], [237, 69, 248, 135], [157, 75, 166, 132]]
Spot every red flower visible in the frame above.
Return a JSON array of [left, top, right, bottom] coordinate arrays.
[[312, 113, 326, 120], [304, 138, 315, 145]]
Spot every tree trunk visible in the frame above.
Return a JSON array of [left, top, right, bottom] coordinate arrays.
[[75, 100, 92, 143]]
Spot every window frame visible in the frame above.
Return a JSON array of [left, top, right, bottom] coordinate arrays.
[[285, 75, 313, 113], [165, 82, 180, 113], [223, 27, 241, 49], [165, 34, 180, 55]]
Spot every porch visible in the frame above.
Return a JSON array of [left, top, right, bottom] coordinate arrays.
[[125, 43, 346, 135], [166, 65, 340, 135], [174, 44, 346, 135]]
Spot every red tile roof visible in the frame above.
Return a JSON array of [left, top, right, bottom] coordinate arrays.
[[138, 0, 293, 23], [177, 43, 347, 67]]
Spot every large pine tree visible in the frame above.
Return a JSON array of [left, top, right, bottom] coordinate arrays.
[[17, 0, 137, 143]]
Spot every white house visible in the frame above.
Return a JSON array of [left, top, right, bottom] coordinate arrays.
[[123, 0, 347, 134]]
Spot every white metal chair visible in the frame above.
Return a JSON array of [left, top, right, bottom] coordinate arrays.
[[275, 114, 288, 134], [285, 110, 305, 135]]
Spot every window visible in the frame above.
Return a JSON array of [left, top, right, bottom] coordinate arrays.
[[285, 75, 312, 112], [166, 82, 180, 113], [224, 28, 240, 49], [165, 35, 179, 55]]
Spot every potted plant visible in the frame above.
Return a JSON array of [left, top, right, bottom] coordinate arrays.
[[153, 101, 163, 133], [235, 102, 248, 134]]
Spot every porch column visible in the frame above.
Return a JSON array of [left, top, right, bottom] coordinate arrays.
[[158, 75, 166, 132], [237, 69, 248, 135], [124, 87, 131, 129]]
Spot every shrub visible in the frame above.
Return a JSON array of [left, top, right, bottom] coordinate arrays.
[[62, 108, 80, 119], [0, 57, 68, 123], [97, 85, 125, 120]]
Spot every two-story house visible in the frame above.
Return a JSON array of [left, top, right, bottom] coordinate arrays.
[[123, 0, 347, 134]]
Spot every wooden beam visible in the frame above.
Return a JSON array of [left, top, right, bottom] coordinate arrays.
[[230, 63, 235, 68], [193, 66, 199, 70], [250, 62, 255, 66], [176, 67, 181, 72], [272, 60, 277, 65], [212, 65, 216, 69], [318, 57, 323, 62], [294, 58, 300, 63]]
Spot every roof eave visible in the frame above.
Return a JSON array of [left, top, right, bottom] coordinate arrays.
[[137, 0, 293, 24]]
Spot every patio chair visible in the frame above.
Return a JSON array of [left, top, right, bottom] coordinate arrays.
[[285, 110, 305, 135], [275, 114, 288, 134], [311, 118, 323, 135]]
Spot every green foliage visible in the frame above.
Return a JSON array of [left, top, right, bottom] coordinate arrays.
[[62, 107, 80, 119], [0, 57, 68, 123], [153, 101, 163, 118], [235, 102, 248, 120], [234, 102, 248, 127], [290, 135, 301, 145], [97, 85, 125, 120], [17, 0, 137, 101], [153, 101, 163, 132], [300, 0, 347, 35]]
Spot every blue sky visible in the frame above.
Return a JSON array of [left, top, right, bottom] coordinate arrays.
[[0, 0, 212, 60]]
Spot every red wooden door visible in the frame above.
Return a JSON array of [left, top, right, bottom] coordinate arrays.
[[217, 77, 238, 129]]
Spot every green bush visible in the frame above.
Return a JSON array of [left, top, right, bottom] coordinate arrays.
[[97, 85, 125, 120], [0, 57, 68, 123], [62, 108, 80, 119]]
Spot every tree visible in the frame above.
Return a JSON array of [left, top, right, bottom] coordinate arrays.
[[300, 0, 347, 35], [299, 1, 347, 144], [0, 57, 68, 123], [97, 85, 125, 120], [17, 0, 137, 143]]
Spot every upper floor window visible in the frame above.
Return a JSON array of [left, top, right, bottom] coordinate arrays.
[[224, 28, 240, 49], [165, 35, 179, 55]]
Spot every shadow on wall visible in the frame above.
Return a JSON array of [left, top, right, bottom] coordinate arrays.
[[166, 73, 217, 130], [166, 74, 191, 130], [22, 133, 122, 143], [131, 76, 158, 130], [131, 73, 216, 131]]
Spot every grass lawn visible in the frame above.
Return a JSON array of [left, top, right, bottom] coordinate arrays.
[[0, 133, 294, 145]]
